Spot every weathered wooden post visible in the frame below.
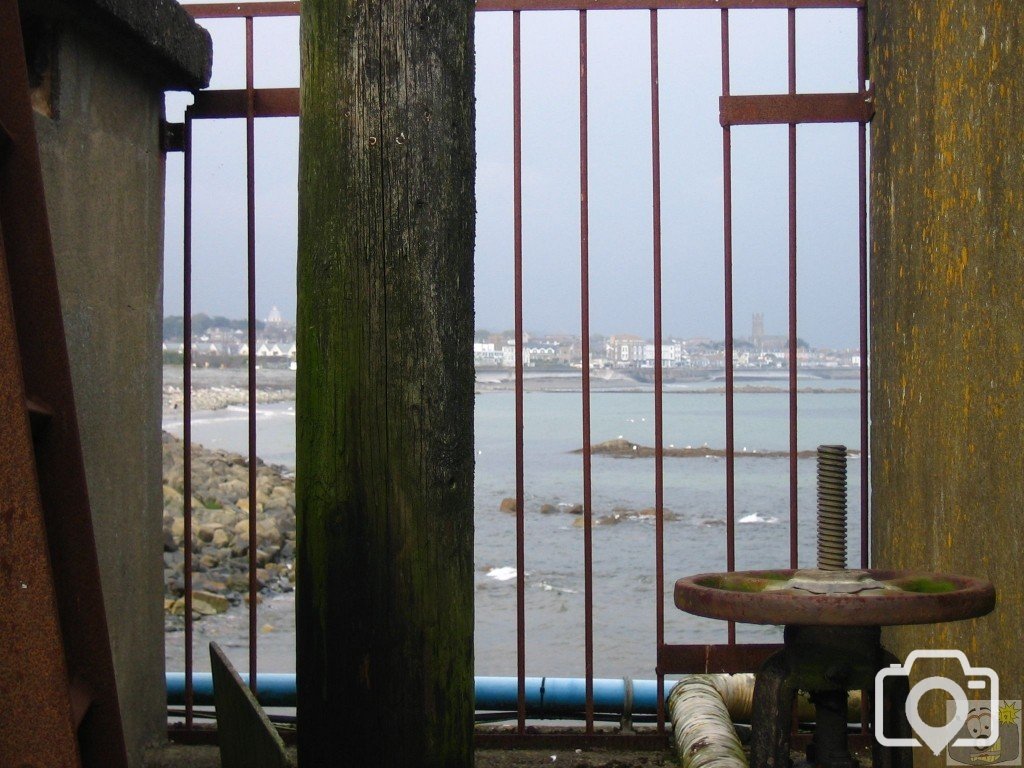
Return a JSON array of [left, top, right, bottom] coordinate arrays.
[[870, 3, 1023, 767], [295, 0, 475, 764]]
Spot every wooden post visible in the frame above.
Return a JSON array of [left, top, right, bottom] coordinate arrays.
[[209, 643, 291, 768], [296, 0, 475, 764]]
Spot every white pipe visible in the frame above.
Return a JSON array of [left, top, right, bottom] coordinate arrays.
[[669, 676, 748, 768]]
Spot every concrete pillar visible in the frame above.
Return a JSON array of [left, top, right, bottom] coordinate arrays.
[[24, 3, 210, 763]]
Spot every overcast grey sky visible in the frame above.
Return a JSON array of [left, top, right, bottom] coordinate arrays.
[[165, 5, 863, 348]]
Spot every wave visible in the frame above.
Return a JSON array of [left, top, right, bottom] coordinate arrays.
[[739, 512, 779, 524], [485, 566, 518, 582], [579, 438, 861, 460]]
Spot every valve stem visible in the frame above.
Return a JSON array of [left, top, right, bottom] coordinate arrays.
[[816, 445, 848, 571]]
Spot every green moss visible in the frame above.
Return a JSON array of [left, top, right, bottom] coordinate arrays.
[[893, 577, 958, 594]]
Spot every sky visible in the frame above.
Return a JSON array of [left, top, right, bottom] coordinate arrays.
[[165, 4, 864, 349]]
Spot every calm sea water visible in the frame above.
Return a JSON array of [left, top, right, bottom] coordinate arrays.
[[164, 378, 863, 680]]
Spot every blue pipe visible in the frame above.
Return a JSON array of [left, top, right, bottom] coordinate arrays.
[[166, 674, 674, 716]]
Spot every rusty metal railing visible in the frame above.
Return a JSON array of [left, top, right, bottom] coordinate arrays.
[[167, 0, 871, 746]]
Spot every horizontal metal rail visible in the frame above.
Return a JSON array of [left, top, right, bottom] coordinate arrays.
[[182, 89, 876, 126], [721, 92, 874, 126], [476, 0, 863, 9], [190, 88, 298, 119], [185, 0, 863, 17]]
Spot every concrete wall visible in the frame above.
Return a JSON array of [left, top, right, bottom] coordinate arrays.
[[33, 24, 169, 768], [20, 1, 208, 762], [869, 3, 1023, 765]]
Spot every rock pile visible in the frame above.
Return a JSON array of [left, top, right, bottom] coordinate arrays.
[[498, 497, 678, 526], [163, 384, 294, 413], [162, 432, 296, 625]]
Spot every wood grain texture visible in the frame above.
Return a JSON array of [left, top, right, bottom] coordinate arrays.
[[296, 0, 475, 764], [210, 643, 291, 768], [870, 3, 1023, 766]]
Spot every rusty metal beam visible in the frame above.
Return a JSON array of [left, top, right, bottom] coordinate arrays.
[[720, 91, 874, 126], [0, 222, 82, 767], [190, 88, 299, 119], [0, 1, 128, 764]]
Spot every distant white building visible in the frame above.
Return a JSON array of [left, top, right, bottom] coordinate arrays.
[[642, 342, 682, 367], [524, 345, 557, 362], [266, 305, 284, 325], [607, 334, 646, 366], [473, 342, 504, 366], [500, 346, 531, 368]]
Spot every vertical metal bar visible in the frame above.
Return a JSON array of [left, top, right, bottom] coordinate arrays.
[[578, 8, 595, 734], [787, 8, 799, 569], [857, 5, 869, 569], [245, 15, 259, 695], [182, 113, 194, 731], [512, 9, 527, 735], [649, 8, 666, 733], [857, 7, 871, 733], [720, 8, 736, 645]]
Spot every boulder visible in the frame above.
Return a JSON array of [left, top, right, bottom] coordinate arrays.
[[192, 590, 230, 614], [211, 527, 232, 548]]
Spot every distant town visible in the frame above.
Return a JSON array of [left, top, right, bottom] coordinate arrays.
[[163, 309, 861, 373]]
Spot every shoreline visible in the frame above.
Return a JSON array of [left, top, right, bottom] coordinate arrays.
[[163, 365, 859, 414]]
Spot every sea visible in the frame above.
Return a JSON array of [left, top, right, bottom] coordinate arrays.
[[163, 374, 863, 681]]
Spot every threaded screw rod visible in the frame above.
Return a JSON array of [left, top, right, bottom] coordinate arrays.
[[816, 445, 848, 571]]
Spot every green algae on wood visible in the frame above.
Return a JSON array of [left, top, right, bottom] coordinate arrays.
[[295, 0, 476, 763]]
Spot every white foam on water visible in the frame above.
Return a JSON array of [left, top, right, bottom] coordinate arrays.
[[486, 566, 518, 582], [739, 512, 779, 524]]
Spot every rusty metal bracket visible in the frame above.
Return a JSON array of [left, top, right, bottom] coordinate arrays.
[[161, 120, 186, 153]]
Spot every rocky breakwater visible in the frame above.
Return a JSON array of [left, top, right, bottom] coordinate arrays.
[[498, 496, 680, 527], [162, 432, 295, 626]]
